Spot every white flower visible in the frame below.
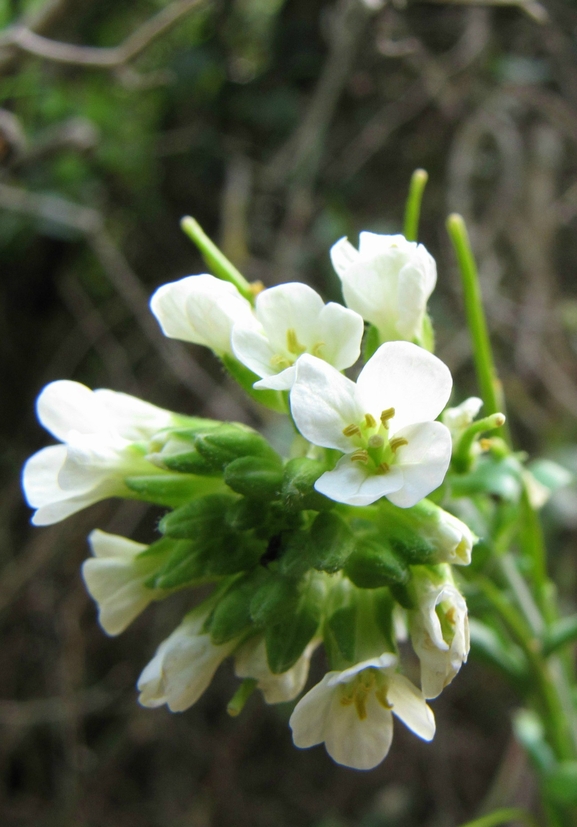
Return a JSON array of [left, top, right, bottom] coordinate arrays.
[[330, 232, 436, 345], [289, 653, 435, 770], [290, 341, 452, 507], [82, 529, 164, 636], [231, 282, 364, 390], [442, 397, 483, 443], [433, 508, 475, 566], [22, 381, 176, 525], [150, 273, 256, 356], [410, 570, 470, 699], [234, 636, 320, 704], [138, 608, 238, 712]]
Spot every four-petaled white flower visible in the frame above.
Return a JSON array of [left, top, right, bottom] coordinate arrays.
[[234, 636, 320, 704], [289, 653, 435, 770], [150, 273, 256, 356], [290, 341, 453, 507], [138, 608, 238, 712], [231, 283, 364, 390], [22, 381, 177, 525], [330, 232, 436, 346], [82, 529, 164, 636], [410, 571, 470, 699]]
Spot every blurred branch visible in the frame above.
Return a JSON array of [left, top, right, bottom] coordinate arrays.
[[417, 0, 548, 24], [0, 0, 205, 69]]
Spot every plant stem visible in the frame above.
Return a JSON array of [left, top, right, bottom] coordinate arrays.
[[403, 168, 428, 242], [445, 214, 508, 433], [181, 216, 254, 303], [456, 806, 539, 827]]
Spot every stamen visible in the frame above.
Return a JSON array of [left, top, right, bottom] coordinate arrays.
[[271, 354, 292, 369], [368, 434, 384, 449], [286, 328, 306, 356], [378, 462, 390, 474], [249, 280, 265, 297], [311, 341, 325, 357], [364, 413, 377, 429], [479, 438, 492, 451], [375, 686, 393, 710], [351, 449, 369, 463], [389, 437, 408, 453], [354, 691, 368, 720], [445, 607, 457, 625], [343, 423, 361, 438], [380, 407, 395, 428]]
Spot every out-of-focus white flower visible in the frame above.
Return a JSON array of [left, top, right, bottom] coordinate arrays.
[[231, 282, 364, 390], [22, 381, 176, 525], [138, 608, 237, 712], [289, 653, 435, 770], [433, 509, 475, 566], [410, 567, 470, 699], [330, 232, 436, 346], [82, 529, 164, 636], [442, 397, 483, 443], [234, 636, 320, 704], [150, 273, 256, 356], [290, 341, 452, 507]]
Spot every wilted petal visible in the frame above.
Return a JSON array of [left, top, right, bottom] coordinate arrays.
[[387, 673, 435, 740], [315, 455, 403, 506], [357, 342, 452, 432], [291, 356, 363, 452], [387, 421, 452, 508]]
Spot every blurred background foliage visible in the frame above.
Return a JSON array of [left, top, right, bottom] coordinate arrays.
[[1, 0, 577, 824]]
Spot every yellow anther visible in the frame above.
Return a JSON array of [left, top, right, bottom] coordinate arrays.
[[446, 607, 457, 625], [286, 328, 306, 356], [249, 280, 265, 297], [389, 437, 408, 453], [378, 462, 390, 474], [364, 413, 377, 429], [368, 434, 384, 449], [351, 449, 369, 463], [479, 438, 492, 451], [375, 686, 393, 710], [311, 341, 325, 357], [380, 407, 395, 428], [354, 691, 369, 720], [271, 354, 292, 369], [343, 423, 362, 438]]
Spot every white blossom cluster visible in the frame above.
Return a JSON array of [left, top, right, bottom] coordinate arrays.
[[23, 230, 485, 771]]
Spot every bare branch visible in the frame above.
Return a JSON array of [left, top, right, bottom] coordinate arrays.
[[0, 0, 205, 69]]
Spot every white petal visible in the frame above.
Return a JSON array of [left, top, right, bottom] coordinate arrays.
[[22, 445, 67, 507], [31, 486, 112, 526], [94, 390, 175, 441], [387, 421, 452, 508], [57, 433, 125, 492], [253, 365, 296, 390], [387, 673, 435, 741], [235, 637, 318, 704], [315, 456, 403, 506], [37, 380, 112, 441], [82, 556, 154, 636], [323, 689, 394, 770], [150, 274, 254, 354], [290, 673, 335, 748], [340, 258, 396, 334], [317, 303, 364, 371], [290, 356, 363, 452], [357, 232, 409, 258], [231, 323, 276, 380], [88, 529, 147, 559], [330, 652, 398, 686], [255, 283, 325, 352], [396, 259, 433, 341], [330, 237, 360, 278], [356, 342, 452, 431]]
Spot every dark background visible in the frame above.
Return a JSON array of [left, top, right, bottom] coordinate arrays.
[[1, 0, 577, 824]]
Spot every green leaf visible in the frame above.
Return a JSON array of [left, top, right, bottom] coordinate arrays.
[[224, 455, 284, 500], [468, 619, 527, 681], [309, 511, 356, 573], [124, 474, 223, 507], [544, 762, 577, 805], [345, 538, 409, 588], [281, 457, 334, 512]]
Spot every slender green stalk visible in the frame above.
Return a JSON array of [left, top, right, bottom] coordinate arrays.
[[403, 168, 428, 241], [227, 678, 257, 716], [543, 615, 577, 656], [181, 216, 255, 302], [456, 807, 539, 827], [446, 214, 507, 430], [453, 412, 506, 472]]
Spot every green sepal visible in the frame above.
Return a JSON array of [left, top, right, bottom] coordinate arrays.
[[389, 582, 414, 610], [376, 499, 460, 565], [277, 530, 313, 579], [159, 494, 236, 539], [208, 570, 268, 644], [326, 606, 357, 664], [224, 456, 284, 500], [264, 575, 325, 673], [344, 538, 409, 588], [221, 354, 287, 413], [225, 497, 271, 532], [158, 449, 221, 477], [250, 573, 299, 627], [363, 324, 380, 361], [419, 313, 435, 353], [124, 474, 223, 507], [281, 457, 334, 513], [373, 588, 396, 649], [194, 421, 281, 472], [144, 539, 203, 589], [309, 511, 356, 573]]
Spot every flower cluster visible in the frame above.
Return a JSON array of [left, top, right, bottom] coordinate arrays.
[[23, 227, 502, 770]]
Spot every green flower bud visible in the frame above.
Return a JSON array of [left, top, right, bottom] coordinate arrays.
[[194, 423, 280, 472], [344, 538, 409, 589], [281, 457, 334, 512], [124, 473, 224, 508], [308, 511, 356, 573], [224, 456, 284, 500]]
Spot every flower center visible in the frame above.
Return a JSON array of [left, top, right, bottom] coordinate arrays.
[[339, 669, 393, 720], [341, 408, 408, 473], [269, 329, 325, 371]]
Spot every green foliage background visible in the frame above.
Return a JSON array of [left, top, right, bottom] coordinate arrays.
[[1, 0, 577, 824]]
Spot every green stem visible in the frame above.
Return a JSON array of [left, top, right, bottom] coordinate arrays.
[[181, 216, 254, 303], [403, 168, 428, 242], [453, 412, 507, 472], [543, 615, 577, 656], [227, 678, 257, 716], [461, 807, 538, 827], [445, 214, 508, 433], [456, 807, 539, 827]]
